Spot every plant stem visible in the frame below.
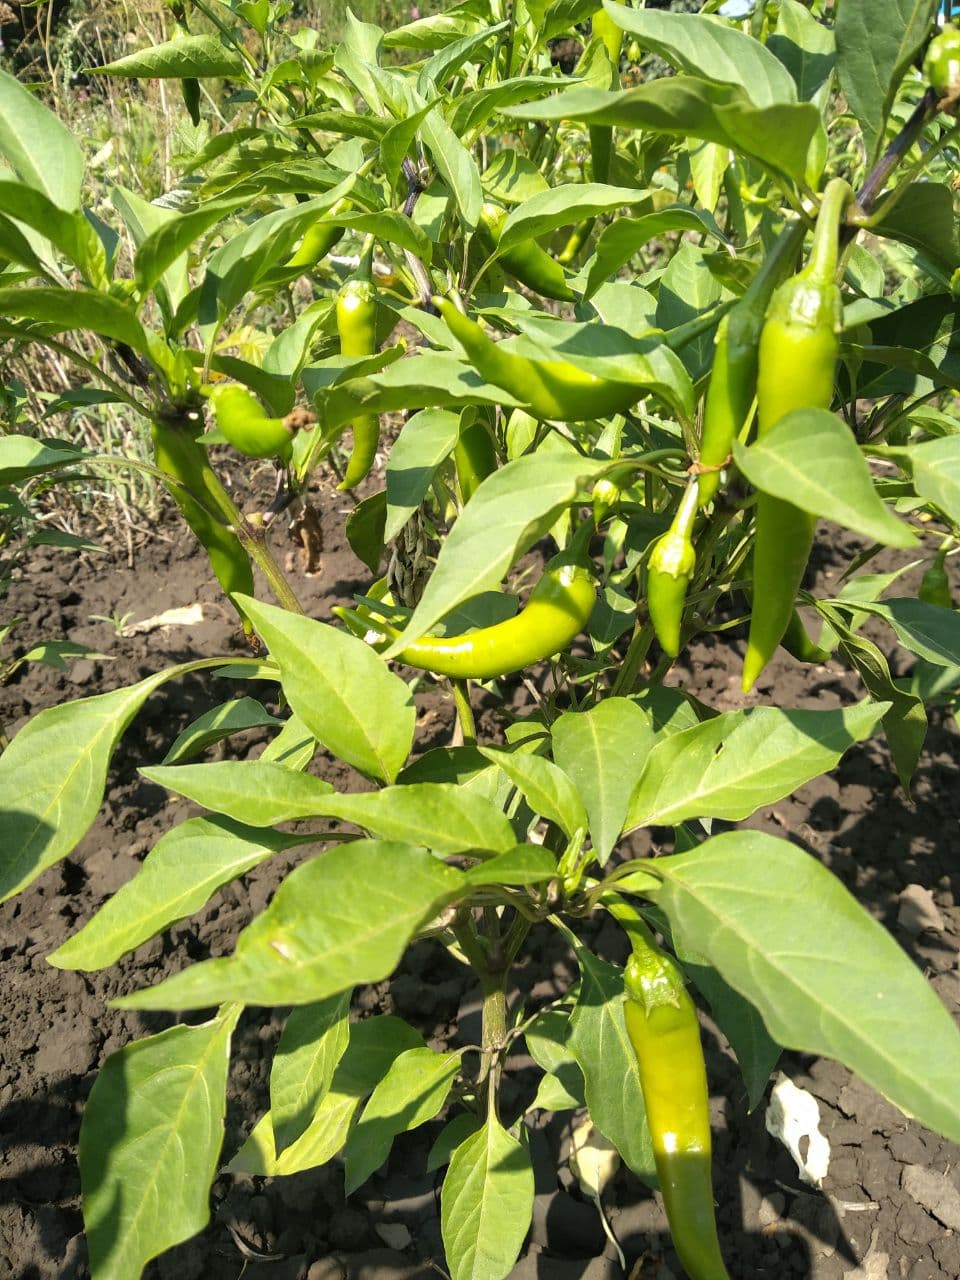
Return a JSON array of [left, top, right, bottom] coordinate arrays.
[[451, 679, 477, 746], [844, 88, 940, 243]]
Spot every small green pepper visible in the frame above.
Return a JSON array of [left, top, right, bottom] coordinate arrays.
[[287, 197, 350, 270], [589, 0, 625, 183], [477, 202, 574, 302], [924, 23, 960, 100], [207, 384, 293, 461], [742, 179, 853, 693], [336, 259, 380, 489], [624, 939, 730, 1280], [647, 480, 698, 658], [454, 407, 498, 504], [335, 555, 596, 680], [919, 549, 953, 608]]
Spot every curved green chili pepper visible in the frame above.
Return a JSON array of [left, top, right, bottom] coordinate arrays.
[[624, 941, 730, 1280], [780, 609, 831, 664], [335, 556, 596, 680], [697, 220, 806, 507], [647, 480, 698, 658], [477, 202, 574, 302], [151, 413, 255, 633], [337, 259, 380, 489], [207, 384, 293, 461], [742, 179, 853, 693], [925, 23, 960, 99], [919, 549, 953, 608], [435, 296, 647, 422]]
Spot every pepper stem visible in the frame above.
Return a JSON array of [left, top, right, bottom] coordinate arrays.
[[671, 478, 700, 540], [805, 178, 855, 285]]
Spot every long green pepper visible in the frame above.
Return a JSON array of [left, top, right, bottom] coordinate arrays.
[[742, 179, 853, 692], [336, 250, 380, 490]]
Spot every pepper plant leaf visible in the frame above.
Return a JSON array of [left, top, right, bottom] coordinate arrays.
[[636, 832, 960, 1144], [441, 1117, 535, 1280], [113, 841, 465, 1010], [80, 1004, 241, 1280], [624, 701, 888, 832], [271, 993, 352, 1155]]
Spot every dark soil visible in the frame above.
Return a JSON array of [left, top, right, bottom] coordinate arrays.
[[1, 475, 959, 1280]]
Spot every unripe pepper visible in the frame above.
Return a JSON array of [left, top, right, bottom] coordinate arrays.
[[647, 480, 698, 658], [919, 549, 953, 608], [287, 197, 350, 271], [336, 251, 380, 489], [742, 178, 853, 693], [589, 0, 625, 183], [477, 202, 574, 302], [150, 412, 255, 633], [334, 555, 596, 680], [924, 23, 960, 101], [454, 407, 498, 504], [624, 938, 730, 1280], [207, 384, 293, 461], [435, 296, 647, 422], [697, 220, 805, 506]]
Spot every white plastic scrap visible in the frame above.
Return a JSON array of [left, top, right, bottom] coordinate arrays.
[[764, 1072, 831, 1188]]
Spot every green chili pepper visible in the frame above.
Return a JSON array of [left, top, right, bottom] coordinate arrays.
[[919, 549, 953, 608], [436, 296, 647, 422], [286, 197, 350, 270], [647, 480, 698, 658], [207, 384, 293, 461], [624, 940, 730, 1280], [337, 257, 380, 489], [454, 407, 498, 504], [477, 202, 574, 302], [557, 218, 594, 267], [334, 555, 596, 680], [742, 179, 853, 693], [151, 413, 255, 634], [779, 609, 831, 664], [697, 220, 805, 506], [924, 23, 960, 99], [589, 0, 625, 184]]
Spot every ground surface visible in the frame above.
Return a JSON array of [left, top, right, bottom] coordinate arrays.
[[1, 474, 959, 1280]]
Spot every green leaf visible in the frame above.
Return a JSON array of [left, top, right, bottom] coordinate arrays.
[[872, 183, 960, 270], [80, 1004, 240, 1280], [161, 697, 282, 765], [344, 1047, 461, 1193], [441, 1118, 534, 1280], [567, 947, 655, 1179], [237, 596, 415, 784], [461, 844, 558, 887], [230, 1016, 424, 1176], [345, 490, 387, 575], [0, 434, 86, 484], [387, 453, 603, 655], [90, 33, 246, 79], [0, 662, 212, 903], [0, 286, 151, 354], [734, 409, 917, 548], [609, 6, 797, 106], [113, 841, 464, 1010], [134, 199, 245, 299], [767, 0, 836, 101], [893, 435, 960, 524], [525, 1007, 586, 1109], [625, 701, 888, 832], [0, 66, 83, 210], [505, 79, 819, 184], [385, 408, 461, 542], [479, 746, 587, 840], [0, 181, 105, 281], [585, 207, 723, 300], [428, 1113, 483, 1172], [498, 183, 654, 253], [271, 994, 351, 1154], [839, 597, 960, 668], [552, 699, 655, 866], [642, 832, 960, 1143], [143, 760, 333, 824], [48, 817, 306, 971], [656, 241, 723, 380], [836, 0, 936, 162]]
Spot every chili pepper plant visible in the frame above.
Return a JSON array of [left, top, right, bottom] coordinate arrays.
[[3, 2, 960, 1277]]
